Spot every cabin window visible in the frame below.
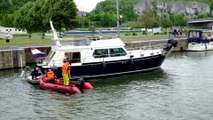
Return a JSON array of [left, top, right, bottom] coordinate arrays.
[[93, 49, 109, 58], [110, 48, 127, 57], [65, 52, 81, 63]]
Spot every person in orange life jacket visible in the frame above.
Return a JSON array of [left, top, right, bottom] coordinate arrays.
[[45, 69, 56, 83], [62, 59, 70, 86]]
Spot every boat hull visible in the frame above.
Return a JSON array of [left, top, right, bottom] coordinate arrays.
[[186, 42, 213, 51], [39, 78, 81, 94], [52, 54, 166, 79], [26, 76, 42, 84]]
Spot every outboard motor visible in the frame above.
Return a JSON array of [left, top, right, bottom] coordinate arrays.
[[162, 39, 178, 56], [164, 39, 178, 51]]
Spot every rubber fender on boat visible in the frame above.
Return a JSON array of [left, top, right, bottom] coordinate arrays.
[[72, 87, 81, 94], [129, 55, 134, 64], [84, 82, 93, 89], [102, 61, 106, 68]]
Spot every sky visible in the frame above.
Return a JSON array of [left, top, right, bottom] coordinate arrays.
[[74, 0, 104, 12]]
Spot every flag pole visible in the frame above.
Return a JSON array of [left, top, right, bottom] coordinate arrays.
[[116, 0, 120, 37]]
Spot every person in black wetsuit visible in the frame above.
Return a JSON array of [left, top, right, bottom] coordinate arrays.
[[30, 67, 41, 79]]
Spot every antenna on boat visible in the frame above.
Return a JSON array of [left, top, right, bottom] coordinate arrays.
[[50, 20, 61, 47]]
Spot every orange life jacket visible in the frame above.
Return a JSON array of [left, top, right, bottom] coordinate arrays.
[[47, 71, 55, 79], [62, 62, 70, 74]]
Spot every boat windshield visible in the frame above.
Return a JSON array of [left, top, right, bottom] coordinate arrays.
[[44, 51, 55, 62]]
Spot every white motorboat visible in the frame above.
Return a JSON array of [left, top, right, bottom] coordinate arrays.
[[186, 30, 213, 51], [37, 21, 177, 79]]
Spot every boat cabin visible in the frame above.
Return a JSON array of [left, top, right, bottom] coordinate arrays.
[[187, 30, 212, 43], [41, 38, 130, 68]]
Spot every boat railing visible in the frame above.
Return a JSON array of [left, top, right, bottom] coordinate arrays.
[[127, 43, 166, 51]]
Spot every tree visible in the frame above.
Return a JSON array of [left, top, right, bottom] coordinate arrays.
[[0, 14, 15, 27], [88, 14, 102, 26], [28, 0, 49, 39], [210, 1, 213, 11], [0, 0, 35, 27], [100, 14, 117, 27], [14, 2, 35, 38], [170, 14, 187, 27], [41, 0, 78, 36], [137, 8, 156, 30], [92, 0, 140, 22], [196, 14, 210, 19], [158, 15, 173, 28]]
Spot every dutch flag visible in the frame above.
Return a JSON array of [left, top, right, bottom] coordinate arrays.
[[30, 48, 45, 59]]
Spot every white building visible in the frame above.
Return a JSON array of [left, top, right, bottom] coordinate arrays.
[[0, 26, 27, 39], [0, 26, 27, 34]]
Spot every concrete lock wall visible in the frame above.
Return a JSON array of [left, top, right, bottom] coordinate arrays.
[[0, 49, 26, 69]]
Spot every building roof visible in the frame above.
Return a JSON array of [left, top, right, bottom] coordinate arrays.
[[188, 19, 213, 24]]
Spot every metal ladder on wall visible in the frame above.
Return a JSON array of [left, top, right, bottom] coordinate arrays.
[[12, 51, 19, 68]]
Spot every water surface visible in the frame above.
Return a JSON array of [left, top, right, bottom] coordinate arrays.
[[0, 51, 213, 120]]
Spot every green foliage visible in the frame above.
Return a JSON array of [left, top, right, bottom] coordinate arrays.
[[210, 1, 213, 10], [88, 13, 117, 27], [157, 14, 187, 28], [91, 0, 140, 21], [41, 0, 78, 33], [0, 0, 34, 14], [14, 2, 35, 38], [137, 8, 156, 29], [169, 14, 188, 26], [0, 14, 15, 27], [100, 14, 117, 27], [75, 16, 89, 28], [196, 14, 210, 19], [0, 0, 35, 26], [158, 15, 173, 28], [12, 0, 77, 38]]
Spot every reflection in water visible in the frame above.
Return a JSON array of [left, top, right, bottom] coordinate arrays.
[[1, 51, 213, 120], [91, 68, 169, 88]]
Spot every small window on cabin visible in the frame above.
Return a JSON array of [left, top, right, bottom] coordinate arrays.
[[110, 48, 127, 57], [65, 52, 81, 63], [93, 49, 109, 58]]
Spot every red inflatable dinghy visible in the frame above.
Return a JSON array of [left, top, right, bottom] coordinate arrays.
[[39, 77, 93, 94]]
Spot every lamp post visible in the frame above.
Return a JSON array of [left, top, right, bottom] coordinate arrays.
[[116, 0, 120, 37]]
